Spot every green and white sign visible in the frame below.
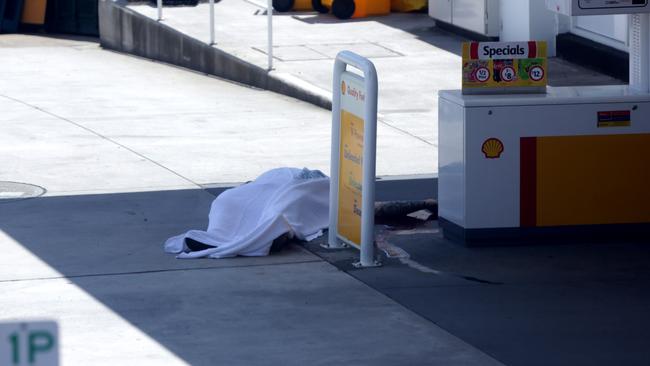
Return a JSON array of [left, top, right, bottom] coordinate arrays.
[[0, 322, 58, 366]]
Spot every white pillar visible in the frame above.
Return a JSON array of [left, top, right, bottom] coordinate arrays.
[[629, 13, 650, 93], [500, 0, 558, 56]]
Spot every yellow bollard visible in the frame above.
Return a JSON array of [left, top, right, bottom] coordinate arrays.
[[21, 0, 47, 25], [390, 0, 427, 12], [314, 0, 390, 20], [273, 0, 314, 12]]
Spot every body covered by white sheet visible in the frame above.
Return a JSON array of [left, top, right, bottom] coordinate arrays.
[[164, 168, 329, 259]]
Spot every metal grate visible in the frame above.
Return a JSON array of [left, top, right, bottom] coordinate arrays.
[[0, 182, 46, 203]]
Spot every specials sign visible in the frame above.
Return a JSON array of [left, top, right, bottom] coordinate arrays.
[[462, 41, 547, 95]]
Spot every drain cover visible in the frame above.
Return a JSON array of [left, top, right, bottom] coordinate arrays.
[[0, 181, 46, 203]]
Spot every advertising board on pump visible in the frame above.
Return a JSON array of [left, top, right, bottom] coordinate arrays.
[[462, 41, 547, 95]]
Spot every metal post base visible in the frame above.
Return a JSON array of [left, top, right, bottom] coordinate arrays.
[[320, 242, 350, 249], [352, 259, 382, 268]]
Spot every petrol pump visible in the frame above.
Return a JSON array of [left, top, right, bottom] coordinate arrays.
[[437, 0, 650, 244]]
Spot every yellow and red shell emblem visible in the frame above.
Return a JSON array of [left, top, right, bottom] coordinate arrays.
[[482, 138, 504, 159]]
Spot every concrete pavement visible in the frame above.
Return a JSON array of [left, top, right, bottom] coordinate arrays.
[[127, 0, 624, 150], [308, 220, 650, 366], [0, 33, 434, 187], [1, 22, 642, 365], [0, 34, 501, 365]]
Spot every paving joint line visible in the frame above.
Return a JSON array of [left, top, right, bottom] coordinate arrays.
[[102, 42, 433, 148], [0, 259, 324, 283], [377, 115, 436, 147], [0, 93, 203, 189]]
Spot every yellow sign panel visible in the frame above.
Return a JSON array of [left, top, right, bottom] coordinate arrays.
[[462, 41, 547, 94], [337, 72, 366, 247], [338, 109, 363, 246]]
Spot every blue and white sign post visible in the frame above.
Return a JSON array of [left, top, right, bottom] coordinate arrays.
[[327, 51, 381, 268]]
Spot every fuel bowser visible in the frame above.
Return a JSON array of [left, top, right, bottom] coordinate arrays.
[[438, 0, 650, 244]]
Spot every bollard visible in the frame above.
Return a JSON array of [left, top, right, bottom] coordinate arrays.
[[327, 51, 380, 268], [209, 0, 215, 44]]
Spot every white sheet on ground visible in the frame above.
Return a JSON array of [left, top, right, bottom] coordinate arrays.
[[164, 168, 329, 259]]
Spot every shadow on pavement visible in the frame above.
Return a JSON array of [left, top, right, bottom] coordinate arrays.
[[292, 11, 464, 56], [0, 188, 333, 365], [307, 220, 650, 366], [3, 185, 485, 366], [290, 11, 625, 87], [3, 184, 648, 365]]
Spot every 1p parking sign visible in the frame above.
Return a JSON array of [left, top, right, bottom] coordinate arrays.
[[0, 322, 59, 366]]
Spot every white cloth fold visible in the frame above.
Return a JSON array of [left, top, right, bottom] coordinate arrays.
[[164, 168, 329, 259]]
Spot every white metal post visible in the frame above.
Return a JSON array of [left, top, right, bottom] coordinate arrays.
[[328, 51, 380, 268], [267, 0, 273, 70], [359, 58, 378, 268], [157, 0, 162, 21], [328, 59, 347, 250], [209, 0, 215, 45]]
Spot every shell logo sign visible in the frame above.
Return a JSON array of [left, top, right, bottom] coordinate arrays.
[[482, 138, 504, 159]]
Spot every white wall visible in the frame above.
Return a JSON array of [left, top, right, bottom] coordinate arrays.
[[572, 15, 628, 51], [529, 0, 558, 55], [500, 0, 530, 39], [430, 0, 629, 55], [499, 0, 557, 56]]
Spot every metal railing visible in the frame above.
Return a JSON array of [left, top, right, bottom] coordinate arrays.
[[156, 0, 274, 70]]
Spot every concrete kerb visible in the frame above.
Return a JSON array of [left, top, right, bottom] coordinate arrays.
[[98, 0, 333, 109], [267, 72, 332, 109]]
